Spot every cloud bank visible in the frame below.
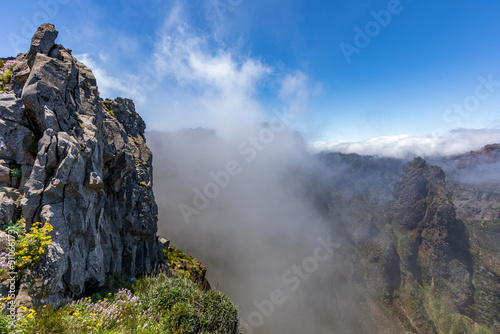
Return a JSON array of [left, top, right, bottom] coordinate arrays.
[[313, 129, 500, 158]]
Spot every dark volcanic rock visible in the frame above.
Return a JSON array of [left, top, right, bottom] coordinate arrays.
[[0, 24, 163, 307], [392, 157, 474, 311], [28, 23, 58, 61]]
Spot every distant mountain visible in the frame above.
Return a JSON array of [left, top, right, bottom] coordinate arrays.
[[314, 147, 500, 333], [145, 125, 500, 333]]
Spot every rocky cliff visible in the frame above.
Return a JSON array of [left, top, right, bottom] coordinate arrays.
[[0, 23, 163, 307], [317, 153, 499, 333]]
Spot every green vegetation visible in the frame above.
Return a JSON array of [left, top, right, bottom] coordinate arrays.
[[164, 246, 206, 285], [394, 229, 416, 268], [101, 101, 115, 117], [0, 242, 240, 333], [0, 220, 53, 280], [0, 59, 19, 91], [0, 274, 241, 333], [9, 168, 21, 178], [421, 282, 495, 334], [72, 111, 81, 122], [0, 219, 25, 236], [397, 277, 496, 334]]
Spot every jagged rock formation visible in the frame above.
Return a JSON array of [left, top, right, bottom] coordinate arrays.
[[391, 158, 474, 331], [0, 23, 163, 306], [392, 158, 474, 303], [317, 153, 499, 333]]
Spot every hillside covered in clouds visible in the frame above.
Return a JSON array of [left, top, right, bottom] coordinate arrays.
[[148, 126, 500, 333]]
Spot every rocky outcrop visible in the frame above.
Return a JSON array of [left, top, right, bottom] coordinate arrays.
[[0, 23, 163, 306], [319, 154, 492, 333], [456, 143, 500, 168], [392, 158, 474, 313]]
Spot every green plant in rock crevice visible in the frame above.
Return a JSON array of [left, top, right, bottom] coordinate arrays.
[[9, 168, 21, 178]]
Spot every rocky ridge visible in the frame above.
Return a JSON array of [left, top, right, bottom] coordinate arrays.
[[0, 23, 163, 307], [317, 151, 499, 333]]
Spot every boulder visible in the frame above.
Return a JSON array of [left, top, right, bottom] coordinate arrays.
[[28, 23, 58, 60]]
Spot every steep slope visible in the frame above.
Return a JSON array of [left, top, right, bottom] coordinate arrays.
[[319, 154, 498, 333], [0, 24, 163, 307], [390, 157, 475, 332], [439, 145, 500, 329]]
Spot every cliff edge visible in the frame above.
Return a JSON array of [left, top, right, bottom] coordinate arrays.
[[0, 23, 163, 307]]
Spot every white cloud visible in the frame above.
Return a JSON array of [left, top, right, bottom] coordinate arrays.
[[313, 129, 500, 158], [164, 1, 184, 29], [144, 8, 316, 135], [74, 53, 145, 103], [71, 4, 317, 135], [148, 23, 270, 134], [279, 71, 319, 116]]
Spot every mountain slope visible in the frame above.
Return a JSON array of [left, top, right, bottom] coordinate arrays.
[[318, 153, 498, 333]]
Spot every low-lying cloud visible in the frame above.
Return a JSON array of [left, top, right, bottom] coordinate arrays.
[[313, 128, 500, 158], [148, 127, 338, 334]]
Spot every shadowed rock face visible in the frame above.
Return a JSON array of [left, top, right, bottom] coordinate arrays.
[[392, 158, 474, 311], [315, 154, 483, 333], [0, 23, 163, 306]]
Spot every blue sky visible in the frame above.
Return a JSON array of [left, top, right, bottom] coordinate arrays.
[[2, 0, 500, 155]]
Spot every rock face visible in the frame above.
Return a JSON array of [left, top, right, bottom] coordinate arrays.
[[0, 23, 163, 306], [392, 158, 473, 297], [391, 158, 474, 330], [318, 154, 500, 333]]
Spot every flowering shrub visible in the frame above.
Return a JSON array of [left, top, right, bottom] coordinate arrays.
[[65, 289, 140, 331], [0, 59, 19, 91], [0, 253, 9, 278], [15, 222, 53, 275], [7, 275, 241, 333]]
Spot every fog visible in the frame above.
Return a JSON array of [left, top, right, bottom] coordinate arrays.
[[147, 122, 360, 333], [434, 156, 500, 186], [451, 162, 500, 185]]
